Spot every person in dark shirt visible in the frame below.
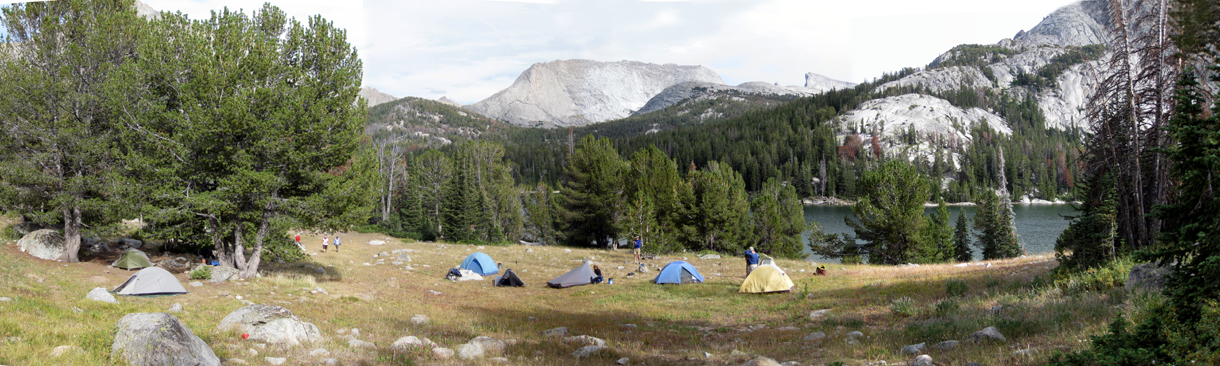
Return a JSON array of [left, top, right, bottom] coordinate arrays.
[[592, 265, 604, 284], [633, 236, 643, 262], [745, 247, 760, 277]]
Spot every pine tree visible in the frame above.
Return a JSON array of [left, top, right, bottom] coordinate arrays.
[[557, 135, 624, 247], [917, 200, 955, 263], [845, 160, 929, 264], [953, 212, 974, 262], [0, 0, 147, 262], [522, 181, 560, 245], [1054, 170, 1118, 271], [1147, 70, 1220, 321], [689, 162, 753, 253], [751, 177, 806, 258]]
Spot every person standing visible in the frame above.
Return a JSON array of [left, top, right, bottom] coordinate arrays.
[[322, 235, 329, 252], [745, 247, 760, 276], [334, 236, 341, 252], [633, 236, 642, 262], [295, 233, 301, 246]]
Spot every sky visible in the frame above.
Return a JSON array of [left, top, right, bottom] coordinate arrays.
[[9, 0, 1078, 105]]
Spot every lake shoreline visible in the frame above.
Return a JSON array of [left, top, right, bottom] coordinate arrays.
[[801, 197, 1081, 207]]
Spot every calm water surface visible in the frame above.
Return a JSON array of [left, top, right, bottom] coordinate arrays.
[[801, 204, 1077, 262]]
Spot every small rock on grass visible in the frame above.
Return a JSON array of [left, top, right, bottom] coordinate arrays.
[[0, 297, 12, 302], [85, 287, 117, 304], [617, 357, 630, 365], [168, 303, 183, 313], [741, 357, 782, 366], [571, 345, 603, 358], [971, 326, 1006, 342], [49, 345, 83, 357], [803, 332, 826, 341], [808, 309, 832, 320], [432, 347, 454, 359], [910, 355, 933, 366], [901, 342, 925, 354], [542, 327, 568, 337], [411, 314, 430, 325], [934, 340, 960, 350], [265, 357, 286, 365], [309, 348, 329, 357]]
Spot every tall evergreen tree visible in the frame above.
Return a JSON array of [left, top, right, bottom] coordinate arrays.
[[1147, 70, 1220, 322], [522, 181, 560, 245], [974, 189, 1022, 260], [558, 135, 624, 247], [751, 177, 806, 258], [917, 200, 955, 263], [845, 160, 929, 264], [621, 146, 686, 252], [1054, 170, 1118, 271], [953, 212, 974, 262], [0, 0, 146, 262], [688, 162, 753, 253]]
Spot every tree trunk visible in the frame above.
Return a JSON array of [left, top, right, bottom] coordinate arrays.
[[241, 215, 270, 279], [233, 223, 247, 272], [207, 215, 233, 268], [60, 205, 82, 263]]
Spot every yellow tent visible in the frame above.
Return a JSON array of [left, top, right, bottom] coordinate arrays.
[[739, 265, 795, 293]]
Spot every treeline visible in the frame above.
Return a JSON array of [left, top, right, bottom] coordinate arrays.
[[372, 136, 808, 258]]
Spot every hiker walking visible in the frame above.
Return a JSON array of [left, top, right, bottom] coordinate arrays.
[[322, 235, 329, 252], [745, 246, 760, 276], [633, 236, 643, 262], [334, 236, 341, 252]]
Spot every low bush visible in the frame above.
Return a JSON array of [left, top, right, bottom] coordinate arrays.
[[945, 279, 968, 297], [189, 267, 211, 280], [890, 296, 917, 317]]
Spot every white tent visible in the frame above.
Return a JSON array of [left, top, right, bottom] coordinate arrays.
[[112, 267, 188, 296]]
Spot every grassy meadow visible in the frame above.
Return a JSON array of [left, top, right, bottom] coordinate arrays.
[[0, 218, 1156, 365]]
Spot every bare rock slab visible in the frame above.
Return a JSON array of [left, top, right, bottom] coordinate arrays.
[[112, 313, 220, 366], [217, 304, 322, 347]]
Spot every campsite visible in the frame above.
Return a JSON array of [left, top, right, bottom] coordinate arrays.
[[0, 220, 1141, 366]]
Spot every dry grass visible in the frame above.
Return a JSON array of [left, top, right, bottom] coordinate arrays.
[[0, 223, 1141, 366]]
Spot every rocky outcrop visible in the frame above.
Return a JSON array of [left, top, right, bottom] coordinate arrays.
[[1126, 262, 1172, 292], [360, 87, 398, 108], [879, 66, 995, 94], [805, 72, 857, 92], [112, 313, 220, 366], [217, 305, 322, 347], [437, 97, 461, 107], [1013, 0, 1110, 48], [466, 59, 724, 126], [18, 229, 66, 261]]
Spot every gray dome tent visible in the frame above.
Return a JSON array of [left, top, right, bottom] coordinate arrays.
[[112, 267, 188, 296], [546, 263, 595, 288]]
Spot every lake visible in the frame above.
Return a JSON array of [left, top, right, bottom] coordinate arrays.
[[801, 204, 1078, 262]]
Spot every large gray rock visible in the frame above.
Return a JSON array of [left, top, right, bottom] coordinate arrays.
[[112, 313, 220, 366], [971, 326, 1007, 343], [1126, 262, 1172, 292], [86, 287, 118, 304], [741, 357, 782, 366], [18, 229, 66, 260], [466, 59, 725, 127], [117, 238, 143, 250], [209, 266, 239, 283], [217, 305, 322, 347], [1013, 1, 1110, 47]]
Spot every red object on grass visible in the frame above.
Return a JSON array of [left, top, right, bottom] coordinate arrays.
[[242, 333, 249, 340]]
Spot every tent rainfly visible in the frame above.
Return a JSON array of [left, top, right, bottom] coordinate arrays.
[[460, 252, 499, 276], [654, 261, 704, 284], [739, 265, 795, 294], [547, 263, 596, 288], [112, 267, 188, 296], [494, 268, 525, 287], [112, 249, 153, 270]]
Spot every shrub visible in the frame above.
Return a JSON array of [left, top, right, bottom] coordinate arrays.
[[189, 267, 211, 280], [946, 279, 968, 297], [935, 299, 960, 316], [890, 296, 917, 317]]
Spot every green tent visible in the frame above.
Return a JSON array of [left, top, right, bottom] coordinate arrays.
[[112, 249, 153, 270]]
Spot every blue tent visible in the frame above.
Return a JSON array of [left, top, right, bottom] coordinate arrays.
[[461, 252, 499, 276], [654, 261, 704, 284]]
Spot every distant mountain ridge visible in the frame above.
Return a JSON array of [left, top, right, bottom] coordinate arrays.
[[464, 59, 725, 127], [360, 87, 397, 108]]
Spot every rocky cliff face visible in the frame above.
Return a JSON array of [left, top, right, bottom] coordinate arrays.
[[839, 94, 1011, 168], [635, 75, 856, 116], [466, 60, 725, 127], [869, 1, 1114, 133], [360, 87, 398, 108]]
